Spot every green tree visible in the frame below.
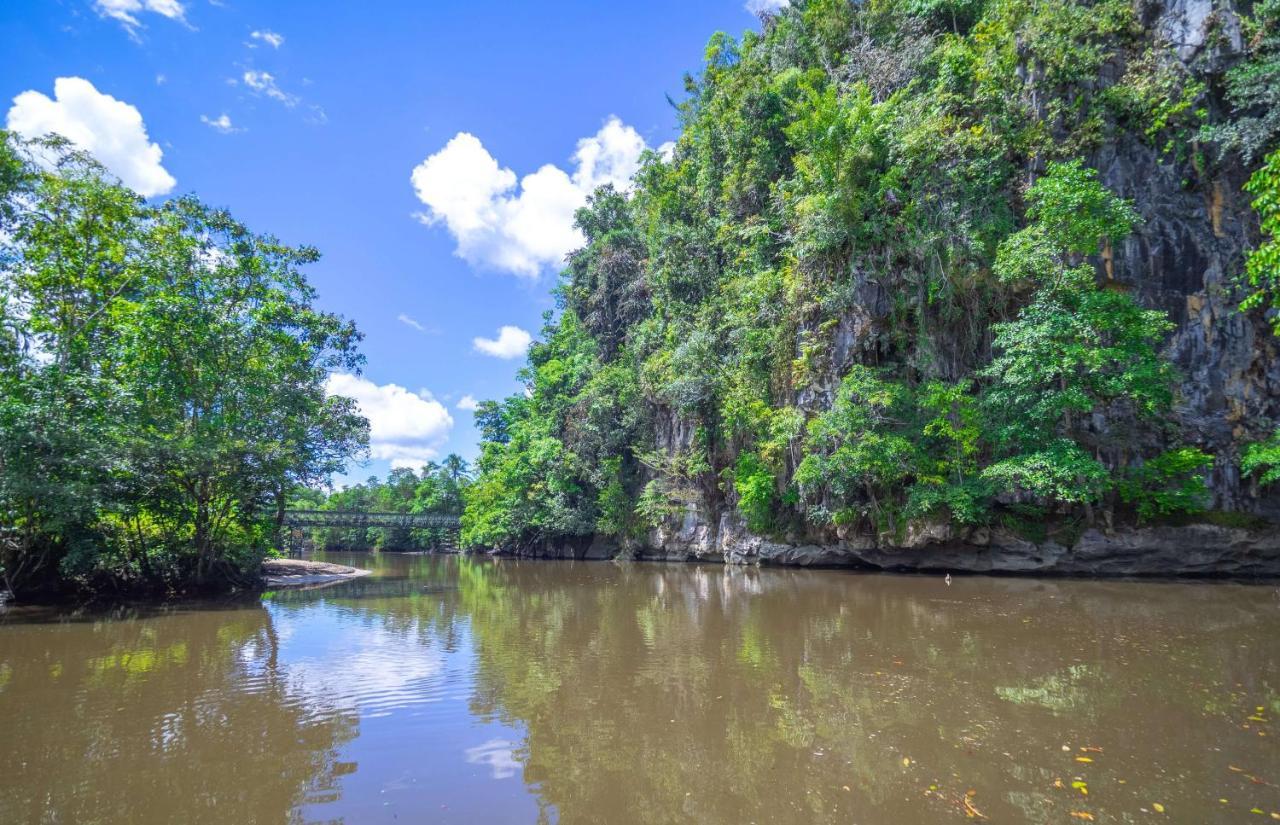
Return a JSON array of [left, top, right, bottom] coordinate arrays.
[[1240, 148, 1280, 335], [980, 161, 1205, 515], [0, 133, 368, 595]]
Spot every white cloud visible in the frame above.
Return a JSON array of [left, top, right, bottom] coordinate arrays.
[[410, 116, 649, 277], [472, 326, 532, 360], [250, 29, 284, 48], [6, 77, 176, 197], [397, 313, 428, 332], [200, 113, 238, 134], [465, 739, 520, 780], [746, 0, 789, 14], [242, 70, 297, 106], [325, 373, 454, 470], [94, 0, 187, 34], [457, 394, 480, 412]]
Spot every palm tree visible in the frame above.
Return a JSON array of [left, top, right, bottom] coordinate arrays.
[[442, 453, 468, 484]]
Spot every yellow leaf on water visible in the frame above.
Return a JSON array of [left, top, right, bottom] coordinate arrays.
[[902, 757, 911, 766], [1076, 757, 1094, 763], [1069, 813, 1095, 821], [1153, 802, 1165, 813]]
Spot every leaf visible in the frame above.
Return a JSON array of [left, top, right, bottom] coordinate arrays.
[[1075, 757, 1094, 763], [1153, 802, 1165, 813], [1070, 813, 1095, 821], [962, 796, 987, 820]]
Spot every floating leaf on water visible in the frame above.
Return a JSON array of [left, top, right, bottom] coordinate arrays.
[[1076, 757, 1094, 763], [902, 757, 911, 767], [1153, 802, 1165, 813], [962, 796, 986, 820], [1071, 781, 1088, 795], [1069, 813, 1095, 821]]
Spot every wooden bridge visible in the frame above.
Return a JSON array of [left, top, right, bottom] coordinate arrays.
[[281, 509, 461, 555]]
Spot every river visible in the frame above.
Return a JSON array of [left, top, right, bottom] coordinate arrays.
[[1, 553, 1278, 823]]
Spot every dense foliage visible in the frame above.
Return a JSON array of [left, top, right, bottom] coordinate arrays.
[[463, 0, 1277, 550], [0, 135, 368, 596], [1241, 147, 1280, 489], [293, 457, 469, 551]]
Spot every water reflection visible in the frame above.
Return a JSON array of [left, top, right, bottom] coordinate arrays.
[[1, 555, 1277, 824], [452, 559, 1280, 824], [0, 602, 356, 824]]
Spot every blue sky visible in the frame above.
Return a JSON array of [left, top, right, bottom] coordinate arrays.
[[1, 0, 782, 483]]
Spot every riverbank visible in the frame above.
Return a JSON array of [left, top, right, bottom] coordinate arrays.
[[260, 558, 372, 588], [481, 520, 1280, 577]]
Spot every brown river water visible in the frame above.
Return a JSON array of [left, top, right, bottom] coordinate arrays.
[[1, 553, 1278, 824]]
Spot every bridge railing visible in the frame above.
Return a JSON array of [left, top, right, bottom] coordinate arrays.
[[282, 510, 461, 529], [279, 510, 461, 556]]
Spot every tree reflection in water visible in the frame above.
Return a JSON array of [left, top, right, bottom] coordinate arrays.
[[2, 557, 1277, 825], [451, 558, 1280, 824], [0, 602, 357, 824]]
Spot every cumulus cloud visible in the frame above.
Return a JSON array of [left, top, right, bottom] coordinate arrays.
[[94, 0, 187, 34], [746, 0, 789, 14], [472, 326, 532, 360], [410, 116, 650, 277], [242, 70, 297, 106], [200, 113, 238, 133], [325, 373, 453, 470], [457, 394, 480, 412], [7, 77, 176, 197], [250, 29, 284, 48]]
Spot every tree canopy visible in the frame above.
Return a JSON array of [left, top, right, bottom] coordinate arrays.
[[0, 134, 368, 596]]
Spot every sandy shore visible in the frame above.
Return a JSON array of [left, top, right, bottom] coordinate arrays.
[[261, 558, 372, 588]]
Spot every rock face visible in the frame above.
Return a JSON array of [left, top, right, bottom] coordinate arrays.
[[1097, 0, 1279, 517], [637, 511, 1280, 576], [491, 516, 1280, 576]]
